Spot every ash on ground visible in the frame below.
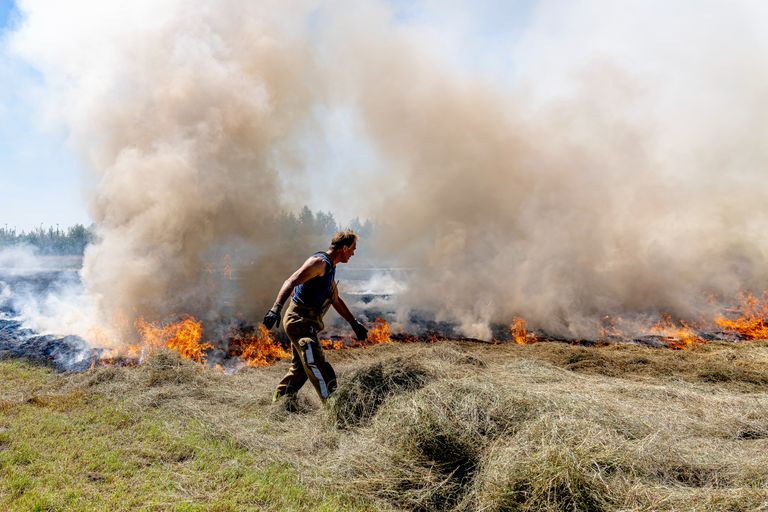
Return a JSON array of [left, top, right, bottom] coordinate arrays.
[[0, 266, 99, 371]]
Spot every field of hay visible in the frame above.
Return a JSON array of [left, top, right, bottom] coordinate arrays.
[[1, 339, 768, 511]]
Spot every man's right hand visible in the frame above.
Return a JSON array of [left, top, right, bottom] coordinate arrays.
[[263, 309, 281, 330], [351, 319, 368, 341]]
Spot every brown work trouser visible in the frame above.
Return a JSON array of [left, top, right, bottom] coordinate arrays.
[[274, 301, 337, 402]]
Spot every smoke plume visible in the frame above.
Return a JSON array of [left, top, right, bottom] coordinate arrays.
[[10, 0, 327, 341], [323, 1, 768, 338], [9, 0, 768, 341]]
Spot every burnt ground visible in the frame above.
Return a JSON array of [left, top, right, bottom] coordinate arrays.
[[0, 270, 98, 371]]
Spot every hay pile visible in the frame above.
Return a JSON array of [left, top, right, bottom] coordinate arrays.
[[328, 356, 430, 429], [328, 343, 768, 511], [340, 381, 535, 510], [70, 341, 768, 511]]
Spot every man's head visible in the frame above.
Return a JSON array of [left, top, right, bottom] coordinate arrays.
[[329, 229, 358, 263]]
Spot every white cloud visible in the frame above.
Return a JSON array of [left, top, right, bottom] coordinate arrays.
[[0, 7, 90, 231]]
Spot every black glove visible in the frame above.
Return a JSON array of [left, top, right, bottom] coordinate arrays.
[[351, 319, 368, 341], [263, 308, 281, 330]]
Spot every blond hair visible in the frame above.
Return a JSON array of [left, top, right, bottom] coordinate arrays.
[[329, 229, 358, 250]]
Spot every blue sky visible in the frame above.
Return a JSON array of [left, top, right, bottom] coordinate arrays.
[[0, 0, 14, 27], [0, 0, 534, 233], [0, 0, 89, 232]]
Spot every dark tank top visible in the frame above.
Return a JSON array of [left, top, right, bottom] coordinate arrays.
[[292, 252, 335, 309]]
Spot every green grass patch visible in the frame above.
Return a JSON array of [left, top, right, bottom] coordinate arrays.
[[0, 360, 368, 511]]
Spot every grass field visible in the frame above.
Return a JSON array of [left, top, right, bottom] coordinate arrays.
[[1, 339, 768, 511]]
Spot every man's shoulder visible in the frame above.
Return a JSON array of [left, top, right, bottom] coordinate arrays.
[[309, 252, 332, 263], [307, 253, 333, 274], [303, 254, 330, 269]]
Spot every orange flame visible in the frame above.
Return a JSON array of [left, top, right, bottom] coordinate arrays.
[[321, 338, 345, 350], [716, 292, 768, 340], [135, 316, 213, 363], [367, 318, 392, 345], [230, 324, 290, 367], [320, 318, 392, 351], [599, 315, 623, 339], [650, 314, 704, 349], [511, 317, 537, 345]]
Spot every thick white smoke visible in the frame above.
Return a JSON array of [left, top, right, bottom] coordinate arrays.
[[323, 0, 768, 338], [9, 0, 768, 342], [10, 0, 326, 342]]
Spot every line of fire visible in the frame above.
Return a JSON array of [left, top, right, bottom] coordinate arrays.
[[3, 256, 768, 373]]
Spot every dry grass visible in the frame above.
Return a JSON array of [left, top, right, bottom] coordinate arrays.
[[340, 380, 536, 510], [328, 356, 431, 429], [3, 340, 768, 510], [328, 341, 768, 511]]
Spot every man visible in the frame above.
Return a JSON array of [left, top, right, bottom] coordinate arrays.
[[264, 229, 368, 403]]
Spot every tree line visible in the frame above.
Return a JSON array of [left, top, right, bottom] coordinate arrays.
[[0, 208, 374, 256], [0, 224, 94, 255], [279, 206, 374, 239]]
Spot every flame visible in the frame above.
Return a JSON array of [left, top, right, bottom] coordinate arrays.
[[511, 317, 537, 345], [367, 318, 392, 345], [716, 292, 768, 340], [322, 338, 344, 350], [75, 285, 768, 372], [650, 314, 704, 349], [135, 316, 213, 363], [87, 314, 398, 369], [319, 319, 392, 351], [230, 324, 290, 367], [599, 315, 623, 339]]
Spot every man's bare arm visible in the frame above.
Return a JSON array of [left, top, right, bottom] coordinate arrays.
[[331, 282, 356, 324], [270, 256, 327, 311], [331, 282, 368, 340]]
